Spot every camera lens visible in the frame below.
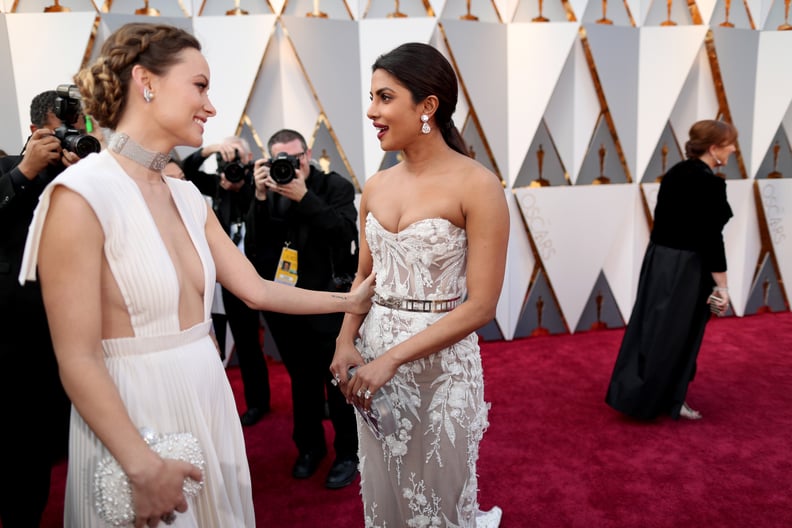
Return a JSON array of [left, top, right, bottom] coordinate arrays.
[[270, 158, 296, 184], [60, 131, 101, 158], [224, 163, 246, 183]]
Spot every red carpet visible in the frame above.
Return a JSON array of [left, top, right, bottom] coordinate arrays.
[[36, 311, 792, 527]]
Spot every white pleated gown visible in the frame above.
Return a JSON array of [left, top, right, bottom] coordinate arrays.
[[19, 151, 255, 527]]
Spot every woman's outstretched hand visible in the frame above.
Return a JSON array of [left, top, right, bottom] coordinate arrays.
[[346, 272, 375, 315]]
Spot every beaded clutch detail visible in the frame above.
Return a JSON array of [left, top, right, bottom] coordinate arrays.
[[93, 428, 205, 526]]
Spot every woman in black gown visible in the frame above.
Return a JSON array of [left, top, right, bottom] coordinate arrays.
[[606, 119, 737, 420]]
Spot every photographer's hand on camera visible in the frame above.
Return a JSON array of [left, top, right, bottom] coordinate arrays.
[[17, 128, 62, 179], [252, 157, 308, 203]]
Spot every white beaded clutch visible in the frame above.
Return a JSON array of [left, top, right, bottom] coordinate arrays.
[[93, 428, 205, 527]]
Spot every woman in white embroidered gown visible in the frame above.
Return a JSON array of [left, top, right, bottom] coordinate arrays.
[[19, 23, 372, 528], [330, 43, 509, 528]]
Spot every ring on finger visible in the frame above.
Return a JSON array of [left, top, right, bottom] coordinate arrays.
[[356, 389, 363, 398], [364, 389, 372, 400], [161, 512, 177, 525]]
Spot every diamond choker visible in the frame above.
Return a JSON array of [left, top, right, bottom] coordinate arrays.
[[108, 133, 170, 172]]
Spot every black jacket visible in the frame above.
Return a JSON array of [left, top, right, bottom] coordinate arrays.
[[245, 165, 358, 293], [651, 158, 732, 273]]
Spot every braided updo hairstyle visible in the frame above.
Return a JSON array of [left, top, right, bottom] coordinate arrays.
[[74, 23, 201, 130], [372, 43, 469, 156], [684, 120, 738, 159]]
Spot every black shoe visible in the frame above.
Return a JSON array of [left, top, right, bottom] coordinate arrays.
[[240, 406, 269, 427], [324, 457, 359, 489], [292, 450, 326, 479]]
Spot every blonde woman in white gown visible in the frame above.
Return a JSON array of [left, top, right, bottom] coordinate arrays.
[[20, 23, 372, 528], [330, 43, 508, 528]]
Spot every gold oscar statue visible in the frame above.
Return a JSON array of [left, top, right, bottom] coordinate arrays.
[[531, 296, 550, 337], [532, 0, 549, 22], [780, 0, 792, 31], [135, 0, 160, 15], [387, 0, 408, 18], [319, 149, 332, 174], [460, 0, 479, 20], [307, 0, 328, 18], [468, 144, 477, 160], [655, 143, 669, 182], [44, 0, 71, 12], [758, 279, 772, 314], [529, 145, 551, 187], [226, 0, 248, 15], [767, 142, 783, 178], [593, 144, 611, 184], [590, 291, 608, 330], [596, 0, 613, 24], [720, 0, 735, 27], [660, 0, 677, 26]]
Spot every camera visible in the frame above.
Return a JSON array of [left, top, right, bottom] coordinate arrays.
[[216, 148, 254, 184], [265, 152, 301, 184], [53, 84, 101, 158]]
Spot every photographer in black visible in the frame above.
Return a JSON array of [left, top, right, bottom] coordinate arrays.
[[182, 136, 271, 425], [247, 129, 360, 488], [0, 88, 98, 526]]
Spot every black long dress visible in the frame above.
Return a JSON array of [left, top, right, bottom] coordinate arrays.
[[605, 158, 733, 420]]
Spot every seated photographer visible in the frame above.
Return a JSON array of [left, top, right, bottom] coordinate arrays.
[[0, 87, 98, 527], [182, 137, 272, 426]]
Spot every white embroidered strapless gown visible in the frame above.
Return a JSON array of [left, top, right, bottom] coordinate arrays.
[[356, 213, 497, 527]]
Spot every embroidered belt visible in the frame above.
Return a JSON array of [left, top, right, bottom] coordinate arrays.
[[373, 294, 461, 313]]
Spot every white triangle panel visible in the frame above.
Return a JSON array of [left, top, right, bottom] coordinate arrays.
[[669, 47, 719, 151], [636, 26, 708, 179], [358, 18, 438, 184], [712, 27, 759, 176], [0, 15, 20, 154], [442, 19, 508, 172], [566, 0, 589, 20], [757, 179, 792, 306], [513, 184, 638, 332], [502, 189, 536, 339], [506, 22, 579, 187], [193, 15, 276, 144], [585, 24, 640, 179], [641, 181, 661, 218], [6, 13, 96, 151], [544, 40, 601, 184], [603, 185, 649, 322], [282, 17, 365, 182], [723, 179, 760, 316], [750, 31, 792, 178]]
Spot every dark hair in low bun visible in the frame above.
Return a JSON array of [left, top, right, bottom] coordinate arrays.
[[684, 120, 738, 159]]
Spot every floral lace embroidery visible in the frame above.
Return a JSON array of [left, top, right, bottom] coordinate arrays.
[[358, 215, 489, 527]]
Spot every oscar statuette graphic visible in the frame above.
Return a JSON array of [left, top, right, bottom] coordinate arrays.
[[768, 142, 783, 179], [531, 296, 550, 337], [780, 0, 792, 30], [656, 143, 669, 182], [529, 145, 551, 187], [307, 0, 328, 18], [596, 0, 613, 24], [590, 291, 608, 330], [44, 0, 71, 12], [758, 279, 773, 314], [593, 144, 611, 184], [533, 0, 550, 22], [461, 0, 479, 20], [319, 149, 332, 174], [135, 0, 160, 15], [388, 0, 408, 18], [720, 0, 735, 27], [226, 0, 247, 15], [660, 0, 676, 26]]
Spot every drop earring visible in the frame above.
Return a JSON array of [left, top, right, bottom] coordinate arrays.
[[143, 88, 154, 103], [421, 114, 431, 134]]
